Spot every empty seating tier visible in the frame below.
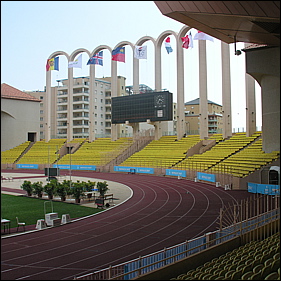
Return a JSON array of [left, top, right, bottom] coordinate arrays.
[[1, 141, 30, 164], [57, 137, 133, 166], [120, 135, 201, 168], [171, 232, 280, 280], [16, 139, 66, 164], [176, 132, 261, 171]]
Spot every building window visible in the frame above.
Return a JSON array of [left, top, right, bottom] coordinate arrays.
[[40, 110, 43, 114], [40, 96, 44, 100]]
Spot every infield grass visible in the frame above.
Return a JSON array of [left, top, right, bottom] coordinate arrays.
[[1, 194, 103, 229]]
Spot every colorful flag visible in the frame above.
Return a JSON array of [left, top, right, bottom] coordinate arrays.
[[181, 32, 193, 49], [181, 35, 190, 49], [112, 47, 125, 62], [46, 57, 59, 71], [68, 54, 82, 68], [87, 51, 103, 66], [188, 31, 193, 48], [134, 46, 147, 59], [164, 37, 173, 54], [193, 31, 214, 42]]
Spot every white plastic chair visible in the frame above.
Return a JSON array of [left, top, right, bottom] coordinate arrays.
[[16, 217, 26, 232]]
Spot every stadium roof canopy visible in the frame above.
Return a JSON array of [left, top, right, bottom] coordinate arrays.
[[154, 1, 280, 46]]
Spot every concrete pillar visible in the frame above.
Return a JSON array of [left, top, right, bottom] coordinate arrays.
[[245, 73, 256, 137], [176, 34, 185, 140], [133, 56, 139, 94], [45, 70, 51, 142], [89, 64, 96, 142], [154, 42, 162, 140], [198, 40, 208, 139], [67, 67, 73, 142], [261, 75, 280, 152], [111, 59, 118, 141], [244, 46, 280, 153], [221, 41, 232, 139], [126, 122, 140, 140]]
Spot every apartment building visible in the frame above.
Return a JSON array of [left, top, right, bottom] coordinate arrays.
[[27, 76, 127, 139], [184, 98, 223, 135]]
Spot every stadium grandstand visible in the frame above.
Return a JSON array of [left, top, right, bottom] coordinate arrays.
[[1, 2, 279, 280]]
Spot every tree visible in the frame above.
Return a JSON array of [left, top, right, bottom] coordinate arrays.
[[44, 179, 57, 200], [84, 180, 96, 199], [71, 181, 85, 204], [55, 179, 72, 201], [20, 180, 33, 196], [32, 181, 44, 198], [96, 181, 109, 198]]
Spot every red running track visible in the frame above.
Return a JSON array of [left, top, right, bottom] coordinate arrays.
[[1, 170, 253, 280]]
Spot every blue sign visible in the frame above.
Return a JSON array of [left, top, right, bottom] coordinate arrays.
[[197, 172, 216, 183], [114, 166, 154, 174], [248, 182, 280, 195], [53, 164, 96, 171], [166, 169, 186, 177], [16, 164, 38, 169], [247, 182, 257, 193]]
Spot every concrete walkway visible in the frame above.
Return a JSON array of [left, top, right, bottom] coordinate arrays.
[[1, 172, 133, 208], [1, 172, 133, 237]]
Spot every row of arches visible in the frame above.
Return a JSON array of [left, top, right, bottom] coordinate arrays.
[[45, 26, 255, 143]]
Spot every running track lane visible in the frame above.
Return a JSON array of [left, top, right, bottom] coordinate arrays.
[[1, 170, 253, 280]]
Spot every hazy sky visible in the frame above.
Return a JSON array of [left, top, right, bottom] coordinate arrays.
[[1, 1, 261, 130]]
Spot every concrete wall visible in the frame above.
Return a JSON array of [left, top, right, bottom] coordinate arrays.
[[1, 98, 40, 151]]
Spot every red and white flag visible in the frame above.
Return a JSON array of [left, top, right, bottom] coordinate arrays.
[[193, 31, 214, 42], [181, 32, 193, 49]]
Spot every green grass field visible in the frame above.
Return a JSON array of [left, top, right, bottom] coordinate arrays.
[[1, 194, 103, 229]]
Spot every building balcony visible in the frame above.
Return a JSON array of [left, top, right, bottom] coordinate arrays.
[[73, 108, 89, 112]]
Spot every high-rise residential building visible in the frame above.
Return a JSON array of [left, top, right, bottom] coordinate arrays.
[[28, 76, 165, 140]]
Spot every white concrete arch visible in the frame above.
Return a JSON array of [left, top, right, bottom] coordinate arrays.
[[155, 30, 177, 91], [69, 48, 91, 60], [88, 45, 113, 141], [91, 45, 112, 57], [178, 25, 192, 38], [176, 26, 192, 139], [48, 51, 70, 60], [67, 48, 90, 141], [135, 36, 156, 46], [110, 41, 136, 141], [45, 51, 70, 142]]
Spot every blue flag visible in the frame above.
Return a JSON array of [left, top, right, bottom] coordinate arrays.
[[87, 51, 103, 66]]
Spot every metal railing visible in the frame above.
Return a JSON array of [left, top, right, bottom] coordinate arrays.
[[74, 194, 279, 280]]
